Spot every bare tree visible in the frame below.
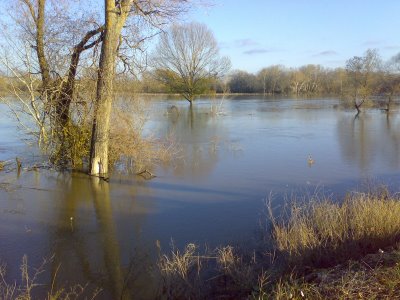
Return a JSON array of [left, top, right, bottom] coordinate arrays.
[[7, 0, 105, 126], [0, 0, 106, 166], [89, 0, 132, 176], [345, 49, 381, 114], [0, 46, 49, 147], [228, 70, 257, 93], [1, 0, 191, 173], [378, 53, 400, 112], [89, 0, 192, 176], [257, 65, 287, 95], [152, 22, 231, 104]]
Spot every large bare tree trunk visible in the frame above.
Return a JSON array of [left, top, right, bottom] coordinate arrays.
[[23, 0, 51, 89], [89, 0, 131, 176], [36, 0, 51, 90]]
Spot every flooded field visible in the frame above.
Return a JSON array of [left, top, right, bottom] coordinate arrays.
[[1, 96, 400, 298]]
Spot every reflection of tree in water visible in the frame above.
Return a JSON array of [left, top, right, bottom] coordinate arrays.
[[49, 173, 156, 299], [162, 104, 231, 179], [337, 113, 400, 172], [384, 113, 400, 168]]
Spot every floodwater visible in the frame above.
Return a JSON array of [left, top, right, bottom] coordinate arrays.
[[1, 96, 400, 298]]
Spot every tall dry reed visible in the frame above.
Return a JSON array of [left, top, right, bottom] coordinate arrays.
[[269, 188, 400, 267]]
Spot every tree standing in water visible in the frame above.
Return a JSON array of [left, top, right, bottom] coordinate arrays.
[[153, 22, 231, 104], [345, 49, 381, 115], [89, 0, 191, 176], [89, 0, 132, 176]]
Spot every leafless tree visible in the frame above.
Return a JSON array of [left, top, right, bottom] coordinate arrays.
[[0, 46, 49, 147], [258, 65, 285, 95], [345, 49, 381, 114], [0, 0, 106, 165], [152, 22, 231, 104], [1, 0, 193, 173], [378, 52, 400, 112], [228, 70, 257, 93], [89, 0, 193, 176], [4, 0, 105, 126]]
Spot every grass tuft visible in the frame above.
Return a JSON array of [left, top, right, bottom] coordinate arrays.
[[0, 255, 101, 300], [157, 243, 203, 299], [269, 188, 400, 268]]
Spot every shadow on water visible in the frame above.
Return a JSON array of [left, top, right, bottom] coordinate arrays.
[[44, 175, 115, 298], [30, 172, 157, 299]]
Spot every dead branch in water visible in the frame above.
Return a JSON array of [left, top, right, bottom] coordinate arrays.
[[136, 169, 156, 180]]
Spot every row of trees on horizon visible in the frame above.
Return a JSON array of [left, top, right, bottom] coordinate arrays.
[[1, 49, 399, 99], [137, 49, 400, 101]]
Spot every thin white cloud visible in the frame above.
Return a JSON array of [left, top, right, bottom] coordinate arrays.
[[243, 48, 281, 55], [362, 40, 384, 46], [234, 38, 259, 48], [313, 50, 338, 57], [383, 45, 400, 50]]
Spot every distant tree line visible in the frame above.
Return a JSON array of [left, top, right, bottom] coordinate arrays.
[[226, 64, 345, 95], [213, 50, 399, 98], [115, 49, 400, 107], [2, 49, 398, 103]]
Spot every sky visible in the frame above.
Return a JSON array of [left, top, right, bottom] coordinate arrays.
[[187, 0, 400, 73], [0, 1, 399, 74]]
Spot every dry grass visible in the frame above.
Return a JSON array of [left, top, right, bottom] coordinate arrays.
[[215, 245, 257, 295], [157, 242, 204, 299], [4, 188, 400, 299], [154, 189, 400, 298], [156, 243, 259, 299], [267, 247, 400, 299], [0, 255, 100, 300], [158, 243, 200, 280], [109, 98, 181, 174], [50, 96, 181, 173], [216, 246, 237, 272], [269, 188, 400, 268]]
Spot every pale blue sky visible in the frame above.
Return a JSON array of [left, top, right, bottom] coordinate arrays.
[[188, 0, 400, 72], [1, 1, 398, 74]]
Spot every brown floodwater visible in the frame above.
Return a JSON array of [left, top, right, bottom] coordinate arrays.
[[1, 96, 400, 298]]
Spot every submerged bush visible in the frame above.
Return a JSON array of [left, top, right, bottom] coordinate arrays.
[[108, 99, 181, 173], [50, 120, 91, 168]]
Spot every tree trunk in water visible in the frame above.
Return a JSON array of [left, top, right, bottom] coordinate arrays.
[[386, 94, 392, 112], [355, 99, 364, 115], [89, 0, 130, 176], [89, 34, 117, 175]]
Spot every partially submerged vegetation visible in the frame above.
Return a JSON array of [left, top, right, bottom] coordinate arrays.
[[1, 187, 400, 298], [108, 98, 181, 173], [270, 187, 400, 269], [0, 255, 101, 300], [154, 187, 400, 299]]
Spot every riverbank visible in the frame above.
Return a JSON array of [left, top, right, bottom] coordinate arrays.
[[1, 186, 400, 299], [269, 245, 400, 299], [157, 187, 400, 299]]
